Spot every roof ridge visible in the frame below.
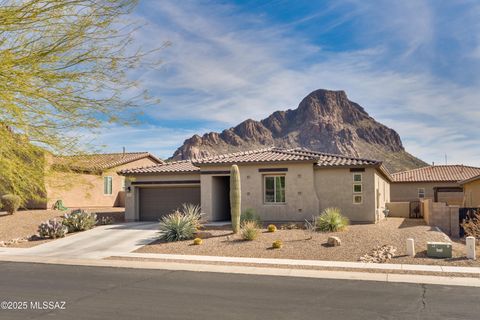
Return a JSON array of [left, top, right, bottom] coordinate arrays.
[[287, 147, 380, 163], [191, 147, 276, 163], [392, 164, 480, 175]]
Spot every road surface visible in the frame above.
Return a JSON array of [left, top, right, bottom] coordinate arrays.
[[0, 261, 478, 319]]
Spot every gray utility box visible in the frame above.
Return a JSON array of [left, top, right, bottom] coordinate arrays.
[[427, 242, 452, 258]]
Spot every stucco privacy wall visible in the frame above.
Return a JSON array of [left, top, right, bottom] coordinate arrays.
[[314, 167, 378, 223], [46, 157, 158, 208], [375, 171, 391, 220], [124, 173, 201, 221], [200, 162, 320, 222], [463, 179, 480, 207], [390, 182, 462, 204]]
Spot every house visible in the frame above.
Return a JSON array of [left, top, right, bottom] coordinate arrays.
[[119, 147, 392, 223], [459, 174, 480, 207], [43, 152, 162, 208], [390, 165, 480, 206]]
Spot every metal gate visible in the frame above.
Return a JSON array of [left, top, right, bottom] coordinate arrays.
[[409, 201, 422, 219], [459, 207, 479, 237]]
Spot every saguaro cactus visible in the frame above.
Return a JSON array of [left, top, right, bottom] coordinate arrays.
[[230, 164, 241, 233]]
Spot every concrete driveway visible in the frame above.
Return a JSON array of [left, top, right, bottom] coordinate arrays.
[[0, 222, 158, 259]]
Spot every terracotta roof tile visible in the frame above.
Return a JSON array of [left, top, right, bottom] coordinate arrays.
[[392, 165, 480, 182], [54, 152, 162, 172], [119, 147, 385, 175]]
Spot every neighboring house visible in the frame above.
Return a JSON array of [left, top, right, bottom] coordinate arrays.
[[459, 175, 480, 207], [391, 165, 480, 206], [119, 147, 392, 223], [44, 152, 162, 209]]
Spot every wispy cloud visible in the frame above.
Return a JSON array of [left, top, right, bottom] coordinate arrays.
[[103, 0, 480, 165]]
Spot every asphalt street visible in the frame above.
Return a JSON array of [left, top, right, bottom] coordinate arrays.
[[0, 261, 478, 320]]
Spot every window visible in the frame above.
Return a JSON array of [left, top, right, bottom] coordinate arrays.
[[353, 184, 362, 193], [264, 175, 285, 203], [353, 195, 363, 204], [353, 173, 362, 182], [103, 176, 112, 195], [418, 188, 425, 198]]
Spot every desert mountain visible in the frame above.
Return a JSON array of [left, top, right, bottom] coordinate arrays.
[[171, 89, 427, 172]]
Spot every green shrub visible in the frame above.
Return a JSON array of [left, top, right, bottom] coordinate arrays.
[[159, 210, 199, 242], [267, 224, 277, 233], [240, 208, 261, 226], [62, 209, 97, 232], [1, 194, 21, 214], [314, 207, 349, 232], [38, 219, 68, 239], [241, 221, 260, 241], [272, 240, 283, 249]]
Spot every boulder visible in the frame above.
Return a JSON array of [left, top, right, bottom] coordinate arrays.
[[327, 236, 341, 247]]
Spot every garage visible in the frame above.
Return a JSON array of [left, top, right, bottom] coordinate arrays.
[[139, 186, 201, 221]]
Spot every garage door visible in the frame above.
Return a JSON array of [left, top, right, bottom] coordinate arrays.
[[139, 187, 201, 221]]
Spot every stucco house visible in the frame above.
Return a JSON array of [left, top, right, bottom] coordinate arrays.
[[390, 165, 480, 206], [44, 152, 162, 208], [459, 175, 480, 207], [119, 147, 392, 223]]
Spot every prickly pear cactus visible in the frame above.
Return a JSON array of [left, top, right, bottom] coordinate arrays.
[[230, 164, 241, 233]]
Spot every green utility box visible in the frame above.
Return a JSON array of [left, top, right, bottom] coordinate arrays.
[[427, 242, 452, 258]]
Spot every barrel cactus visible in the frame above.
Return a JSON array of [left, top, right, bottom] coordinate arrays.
[[230, 164, 241, 233]]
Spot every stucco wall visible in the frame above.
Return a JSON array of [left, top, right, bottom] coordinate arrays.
[[46, 157, 158, 209], [200, 163, 320, 222], [314, 167, 378, 223], [374, 171, 391, 220], [386, 202, 410, 218], [463, 179, 480, 207], [391, 181, 462, 205], [124, 173, 201, 221]]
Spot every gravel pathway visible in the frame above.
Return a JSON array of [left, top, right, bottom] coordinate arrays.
[[136, 218, 480, 267]]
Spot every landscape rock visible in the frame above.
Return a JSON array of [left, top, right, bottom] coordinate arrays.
[[360, 245, 397, 263], [327, 236, 341, 247]]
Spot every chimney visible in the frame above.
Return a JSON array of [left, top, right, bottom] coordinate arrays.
[[122, 146, 125, 157], [432, 162, 435, 166]]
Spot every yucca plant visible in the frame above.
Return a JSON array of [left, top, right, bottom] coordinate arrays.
[[158, 210, 198, 242], [241, 221, 260, 241], [180, 203, 203, 229], [314, 207, 349, 232]]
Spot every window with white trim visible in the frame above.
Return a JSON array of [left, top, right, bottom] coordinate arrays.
[[353, 173, 362, 182], [353, 195, 363, 204], [264, 175, 286, 203], [103, 176, 113, 195], [418, 188, 425, 198], [353, 173, 363, 204]]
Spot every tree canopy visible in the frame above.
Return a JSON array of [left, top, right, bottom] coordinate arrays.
[[0, 0, 162, 205]]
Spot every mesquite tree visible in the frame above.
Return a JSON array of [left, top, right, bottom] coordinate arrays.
[[230, 164, 241, 233]]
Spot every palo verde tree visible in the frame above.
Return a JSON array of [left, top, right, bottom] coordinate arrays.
[[0, 0, 166, 205]]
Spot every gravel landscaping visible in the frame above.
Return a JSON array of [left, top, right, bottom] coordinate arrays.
[[136, 218, 480, 267], [0, 207, 124, 247]]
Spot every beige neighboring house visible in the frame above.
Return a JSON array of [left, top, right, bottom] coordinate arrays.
[[459, 174, 480, 207], [390, 165, 480, 206], [45, 152, 162, 208], [119, 147, 392, 223]]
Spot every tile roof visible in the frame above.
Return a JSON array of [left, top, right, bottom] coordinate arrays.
[[119, 160, 199, 174], [54, 152, 162, 172], [391, 165, 480, 183], [459, 174, 480, 185], [119, 147, 385, 175]]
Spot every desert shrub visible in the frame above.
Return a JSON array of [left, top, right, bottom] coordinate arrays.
[[267, 224, 277, 233], [272, 240, 283, 249], [241, 221, 260, 241], [159, 211, 199, 242], [462, 212, 480, 238], [180, 203, 204, 229], [313, 207, 349, 232], [97, 216, 114, 225], [38, 219, 68, 239], [1, 194, 21, 214], [62, 209, 97, 232], [240, 208, 261, 226], [193, 238, 203, 245]]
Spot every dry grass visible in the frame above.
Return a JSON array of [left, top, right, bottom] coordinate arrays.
[[136, 218, 480, 267], [0, 207, 124, 247]]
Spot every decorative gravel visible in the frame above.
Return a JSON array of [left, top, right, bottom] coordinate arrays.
[[0, 207, 124, 247], [136, 218, 480, 267]]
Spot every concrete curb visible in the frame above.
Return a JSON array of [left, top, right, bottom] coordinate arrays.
[[113, 252, 480, 275], [0, 255, 479, 287]]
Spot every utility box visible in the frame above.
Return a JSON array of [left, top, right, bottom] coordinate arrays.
[[427, 242, 452, 258]]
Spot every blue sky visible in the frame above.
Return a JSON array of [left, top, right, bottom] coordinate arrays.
[[91, 0, 480, 167]]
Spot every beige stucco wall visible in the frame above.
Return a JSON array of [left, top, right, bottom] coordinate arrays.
[[374, 171, 391, 220], [391, 181, 463, 205], [46, 157, 159, 209], [124, 173, 201, 221], [463, 179, 480, 207], [314, 167, 381, 223], [386, 202, 410, 218]]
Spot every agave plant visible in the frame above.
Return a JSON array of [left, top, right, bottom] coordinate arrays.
[[314, 207, 349, 232], [159, 210, 198, 242], [180, 203, 203, 228]]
